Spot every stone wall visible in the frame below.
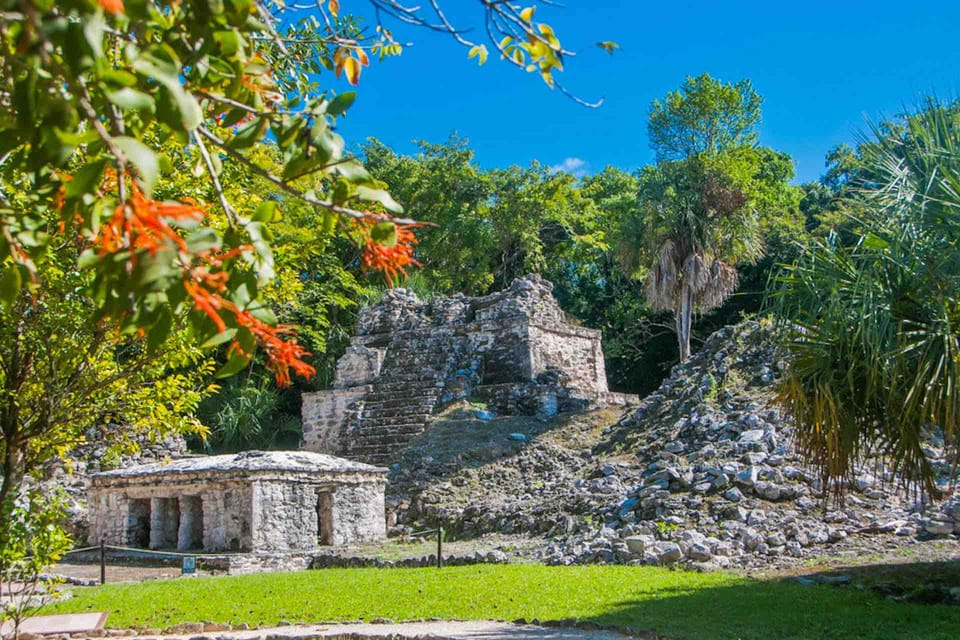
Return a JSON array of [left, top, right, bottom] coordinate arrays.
[[331, 481, 387, 545], [87, 451, 387, 553], [302, 275, 636, 465], [301, 386, 369, 453]]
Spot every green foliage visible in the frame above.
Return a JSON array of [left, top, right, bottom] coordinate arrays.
[[655, 520, 680, 534], [363, 136, 609, 295], [49, 565, 960, 640], [622, 76, 802, 360], [772, 100, 960, 497], [648, 74, 763, 162], [0, 490, 72, 635], [194, 379, 301, 453]]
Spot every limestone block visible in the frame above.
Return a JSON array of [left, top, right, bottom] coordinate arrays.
[[333, 346, 384, 388], [301, 386, 370, 454]]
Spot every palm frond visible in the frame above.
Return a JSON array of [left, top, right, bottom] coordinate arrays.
[[772, 99, 960, 499]]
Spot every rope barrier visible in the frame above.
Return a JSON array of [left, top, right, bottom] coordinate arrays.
[[60, 526, 452, 583], [98, 544, 225, 559], [61, 545, 100, 555]]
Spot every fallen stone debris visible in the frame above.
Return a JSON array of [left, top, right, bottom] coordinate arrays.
[[388, 320, 959, 570]]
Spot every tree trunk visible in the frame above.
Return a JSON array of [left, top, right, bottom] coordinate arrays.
[[0, 437, 26, 545], [676, 281, 693, 361]]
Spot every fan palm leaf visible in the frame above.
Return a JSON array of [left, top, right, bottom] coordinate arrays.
[[772, 100, 960, 498]]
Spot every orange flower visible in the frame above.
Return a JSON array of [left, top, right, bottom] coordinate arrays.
[[233, 311, 316, 388], [360, 221, 421, 286], [98, 0, 124, 15], [96, 184, 203, 260], [88, 176, 315, 387]]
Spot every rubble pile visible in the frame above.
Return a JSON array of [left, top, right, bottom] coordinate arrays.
[[389, 321, 959, 568]]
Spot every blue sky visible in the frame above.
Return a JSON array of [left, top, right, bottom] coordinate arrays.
[[323, 1, 960, 183]]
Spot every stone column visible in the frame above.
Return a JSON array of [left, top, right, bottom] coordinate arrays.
[[149, 497, 179, 549], [201, 491, 224, 551]]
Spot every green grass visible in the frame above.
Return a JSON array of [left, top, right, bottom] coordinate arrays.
[[48, 564, 960, 639]]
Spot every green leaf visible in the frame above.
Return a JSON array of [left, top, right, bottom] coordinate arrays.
[[107, 88, 156, 113], [132, 57, 202, 131], [114, 136, 159, 196], [65, 160, 107, 199], [336, 160, 373, 185], [82, 9, 106, 60], [201, 327, 238, 350], [331, 179, 351, 205], [863, 233, 890, 250], [370, 222, 397, 247], [0, 264, 22, 311], [213, 29, 241, 57], [146, 308, 174, 352], [252, 201, 278, 223], [185, 228, 220, 253], [247, 303, 278, 325], [230, 117, 267, 150], [214, 349, 250, 378], [327, 92, 356, 117], [355, 186, 404, 214]]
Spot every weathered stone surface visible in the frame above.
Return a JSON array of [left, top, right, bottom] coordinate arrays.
[[388, 319, 959, 570], [33, 426, 186, 542], [87, 451, 387, 553], [302, 275, 637, 464]]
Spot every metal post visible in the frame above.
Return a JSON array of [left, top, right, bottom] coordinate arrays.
[[436, 526, 443, 568], [99, 539, 106, 585]]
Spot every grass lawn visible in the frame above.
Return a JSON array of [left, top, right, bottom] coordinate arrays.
[[49, 564, 960, 640]]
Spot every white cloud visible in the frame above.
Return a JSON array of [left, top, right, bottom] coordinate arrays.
[[549, 157, 589, 177]]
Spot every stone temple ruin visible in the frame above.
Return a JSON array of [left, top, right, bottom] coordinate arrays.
[[87, 451, 386, 553], [84, 274, 629, 566], [302, 275, 635, 464]]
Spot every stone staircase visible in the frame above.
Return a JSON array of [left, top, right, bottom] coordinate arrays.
[[342, 335, 466, 464]]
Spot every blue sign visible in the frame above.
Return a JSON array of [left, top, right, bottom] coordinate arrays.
[[181, 556, 196, 575]]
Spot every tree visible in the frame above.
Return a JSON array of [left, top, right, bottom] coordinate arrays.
[[0, 490, 72, 638], [0, 207, 212, 541], [772, 101, 960, 498], [363, 137, 497, 294], [364, 138, 609, 296], [0, 0, 606, 558], [629, 153, 763, 360], [648, 73, 763, 163], [487, 162, 606, 290], [624, 76, 798, 361]]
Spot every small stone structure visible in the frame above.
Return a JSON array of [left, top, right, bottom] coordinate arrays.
[[302, 275, 636, 464], [87, 451, 386, 553]]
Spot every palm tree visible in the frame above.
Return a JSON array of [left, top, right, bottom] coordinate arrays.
[[196, 381, 302, 452], [772, 100, 960, 498], [625, 155, 763, 360]]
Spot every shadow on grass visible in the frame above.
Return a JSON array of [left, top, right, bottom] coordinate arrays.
[[792, 557, 960, 604], [582, 566, 960, 640]]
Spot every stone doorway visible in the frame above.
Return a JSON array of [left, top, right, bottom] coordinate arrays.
[[316, 492, 333, 546], [126, 499, 151, 548]]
